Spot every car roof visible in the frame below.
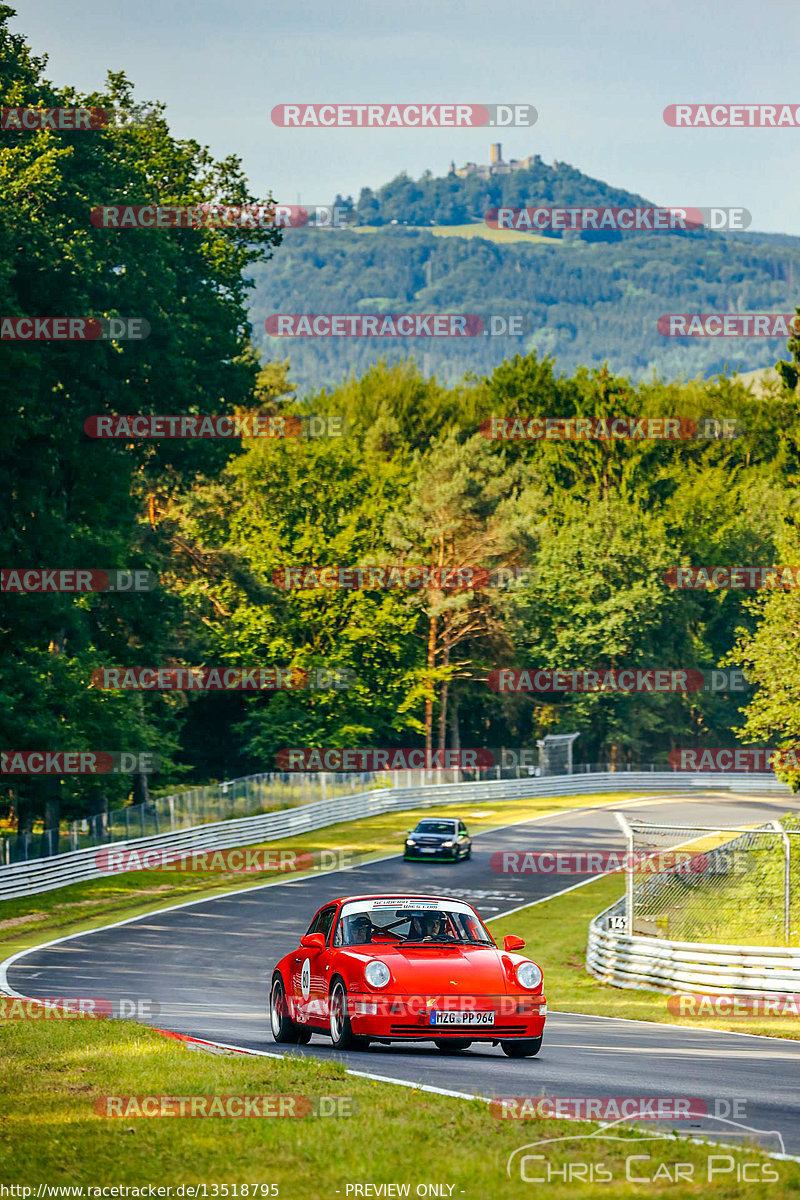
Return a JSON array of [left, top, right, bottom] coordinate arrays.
[[415, 816, 458, 823], [325, 893, 469, 906]]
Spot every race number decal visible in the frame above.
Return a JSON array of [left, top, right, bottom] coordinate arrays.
[[301, 958, 311, 999]]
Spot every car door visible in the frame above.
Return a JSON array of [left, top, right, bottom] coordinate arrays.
[[458, 820, 471, 856], [300, 903, 338, 1025], [291, 905, 326, 1021]]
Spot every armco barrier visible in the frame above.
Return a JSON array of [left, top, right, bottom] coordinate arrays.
[[586, 899, 800, 994], [0, 770, 790, 902]]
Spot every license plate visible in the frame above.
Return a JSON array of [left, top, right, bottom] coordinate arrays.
[[419, 848, 436, 853], [430, 1010, 495, 1026]]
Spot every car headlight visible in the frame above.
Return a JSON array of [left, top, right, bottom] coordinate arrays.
[[516, 962, 543, 990], [405, 839, 416, 846], [364, 961, 391, 988], [441, 840, 455, 848]]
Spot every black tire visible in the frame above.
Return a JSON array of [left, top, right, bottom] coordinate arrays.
[[329, 977, 369, 1051], [501, 1036, 542, 1058], [270, 975, 301, 1044], [465, 846, 472, 860], [296, 1028, 312, 1045], [434, 1039, 472, 1052]]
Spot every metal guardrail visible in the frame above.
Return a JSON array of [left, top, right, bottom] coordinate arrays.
[[1, 769, 389, 864], [0, 769, 791, 903], [586, 899, 800, 993]]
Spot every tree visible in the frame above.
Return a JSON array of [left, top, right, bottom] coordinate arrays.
[[0, 6, 282, 833]]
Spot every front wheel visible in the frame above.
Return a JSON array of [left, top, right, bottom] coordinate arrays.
[[329, 978, 369, 1051], [270, 976, 301, 1043], [501, 1036, 542, 1058], [434, 1039, 472, 1052]]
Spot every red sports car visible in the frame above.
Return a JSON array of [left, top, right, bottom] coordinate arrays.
[[270, 893, 546, 1057]]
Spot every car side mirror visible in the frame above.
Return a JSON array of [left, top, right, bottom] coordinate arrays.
[[300, 932, 326, 952], [503, 934, 526, 952]]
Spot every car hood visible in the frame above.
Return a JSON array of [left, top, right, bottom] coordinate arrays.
[[340, 945, 515, 994]]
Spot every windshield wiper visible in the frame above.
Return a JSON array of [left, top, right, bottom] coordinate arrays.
[[403, 936, 460, 945]]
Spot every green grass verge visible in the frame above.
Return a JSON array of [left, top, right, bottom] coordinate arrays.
[[489, 874, 800, 1040], [0, 1013, 794, 1195], [0, 791, 649, 959]]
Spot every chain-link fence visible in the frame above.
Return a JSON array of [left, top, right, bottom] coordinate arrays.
[[0, 770, 386, 865], [616, 813, 800, 946]]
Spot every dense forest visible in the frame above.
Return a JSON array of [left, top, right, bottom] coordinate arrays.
[[2, 7, 800, 839], [251, 222, 800, 394]]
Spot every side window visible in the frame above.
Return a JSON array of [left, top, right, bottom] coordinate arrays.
[[316, 905, 337, 944], [305, 909, 323, 935], [459, 821, 467, 834]]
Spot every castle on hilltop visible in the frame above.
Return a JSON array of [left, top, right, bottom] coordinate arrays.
[[450, 144, 542, 178]]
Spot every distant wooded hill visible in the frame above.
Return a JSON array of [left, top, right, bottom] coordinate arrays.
[[249, 159, 800, 396]]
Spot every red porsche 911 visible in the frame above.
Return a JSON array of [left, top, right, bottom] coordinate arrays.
[[270, 893, 546, 1057]]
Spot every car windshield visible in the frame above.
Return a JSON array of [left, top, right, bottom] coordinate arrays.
[[333, 899, 493, 947], [413, 821, 456, 835]]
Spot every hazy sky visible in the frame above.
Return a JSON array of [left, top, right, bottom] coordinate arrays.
[[11, 0, 800, 233]]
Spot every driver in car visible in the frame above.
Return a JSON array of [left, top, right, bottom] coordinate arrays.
[[415, 913, 448, 941], [346, 913, 373, 945]]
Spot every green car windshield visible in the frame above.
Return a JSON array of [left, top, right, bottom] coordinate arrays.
[[413, 821, 458, 835]]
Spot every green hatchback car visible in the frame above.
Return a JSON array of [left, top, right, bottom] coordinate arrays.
[[403, 818, 472, 862]]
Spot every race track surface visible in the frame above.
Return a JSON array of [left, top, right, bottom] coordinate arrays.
[[7, 791, 800, 1153]]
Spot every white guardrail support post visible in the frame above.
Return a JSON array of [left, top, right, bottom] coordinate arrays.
[[614, 811, 634, 936]]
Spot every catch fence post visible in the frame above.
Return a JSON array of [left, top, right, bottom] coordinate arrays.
[[615, 812, 634, 936], [771, 821, 791, 944]]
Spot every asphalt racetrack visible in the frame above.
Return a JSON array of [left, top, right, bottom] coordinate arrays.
[[6, 791, 800, 1154]]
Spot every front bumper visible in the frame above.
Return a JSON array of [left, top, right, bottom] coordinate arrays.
[[403, 845, 459, 860], [346, 992, 547, 1040]]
